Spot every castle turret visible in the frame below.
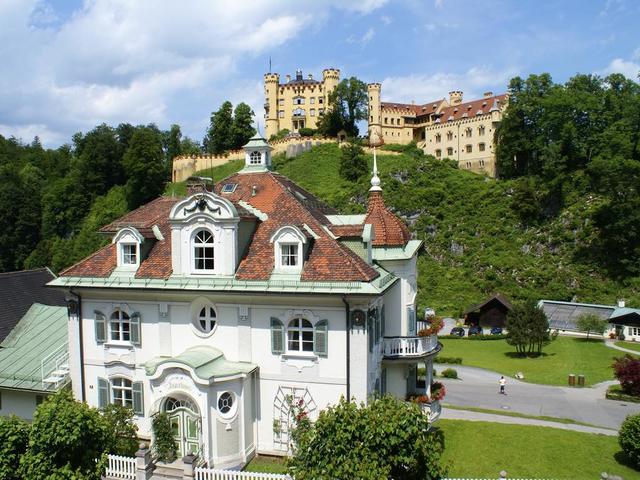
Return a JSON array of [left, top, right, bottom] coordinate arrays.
[[449, 90, 463, 106], [264, 73, 280, 140], [367, 83, 382, 140], [322, 68, 340, 103]]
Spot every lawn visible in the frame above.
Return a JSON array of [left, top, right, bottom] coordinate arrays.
[[439, 336, 621, 386], [615, 340, 640, 353], [439, 420, 638, 479], [244, 420, 639, 479]]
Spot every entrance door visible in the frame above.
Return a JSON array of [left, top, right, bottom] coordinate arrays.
[[164, 396, 201, 457]]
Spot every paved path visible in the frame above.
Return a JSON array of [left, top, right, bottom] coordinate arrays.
[[605, 339, 640, 355], [438, 365, 640, 430], [441, 408, 618, 436]]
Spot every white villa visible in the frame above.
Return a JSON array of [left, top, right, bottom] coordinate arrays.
[[50, 133, 441, 469]]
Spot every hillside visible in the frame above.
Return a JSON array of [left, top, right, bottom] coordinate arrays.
[[170, 143, 640, 316]]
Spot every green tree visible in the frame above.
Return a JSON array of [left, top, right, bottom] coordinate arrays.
[[288, 396, 447, 480], [164, 124, 183, 164], [152, 413, 178, 462], [102, 404, 139, 457], [41, 173, 91, 238], [203, 101, 233, 154], [230, 102, 256, 149], [20, 390, 110, 480], [317, 77, 368, 137], [180, 136, 202, 156], [576, 313, 608, 339], [74, 124, 124, 198], [339, 140, 368, 181], [505, 301, 552, 355], [0, 415, 30, 480], [619, 413, 640, 468], [122, 127, 166, 209]]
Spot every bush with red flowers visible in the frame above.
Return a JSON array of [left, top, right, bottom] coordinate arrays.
[[613, 355, 640, 396]]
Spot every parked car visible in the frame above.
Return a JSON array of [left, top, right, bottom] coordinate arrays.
[[450, 327, 465, 337], [468, 325, 483, 336], [424, 307, 436, 319], [490, 327, 503, 335]]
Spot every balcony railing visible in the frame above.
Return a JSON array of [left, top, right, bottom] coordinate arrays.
[[421, 400, 442, 424], [382, 335, 439, 359]]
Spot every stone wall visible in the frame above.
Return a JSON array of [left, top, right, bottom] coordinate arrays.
[[172, 136, 336, 182]]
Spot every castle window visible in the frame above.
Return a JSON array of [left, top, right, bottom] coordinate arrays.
[[250, 151, 262, 164], [279, 99, 284, 106], [319, 97, 323, 104], [278, 110, 284, 118], [447, 131, 453, 141], [466, 144, 473, 153], [318, 108, 324, 115], [465, 127, 472, 138], [294, 96, 305, 105], [479, 142, 486, 152], [193, 229, 215, 271], [384, 117, 388, 124], [310, 97, 315, 104], [447, 147, 454, 156], [478, 125, 485, 136], [435, 133, 441, 143], [435, 149, 442, 158], [311, 108, 316, 117]]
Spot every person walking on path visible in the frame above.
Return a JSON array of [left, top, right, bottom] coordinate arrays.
[[499, 376, 507, 395]]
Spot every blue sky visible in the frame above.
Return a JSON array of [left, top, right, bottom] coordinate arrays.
[[1, 0, 639, 147]]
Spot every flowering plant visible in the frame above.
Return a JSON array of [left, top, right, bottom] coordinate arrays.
[[418, 316, 444, 337], [430, 381, 446, 401]]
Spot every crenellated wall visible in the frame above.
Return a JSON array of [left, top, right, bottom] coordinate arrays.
[[172, 136, 337, 182]]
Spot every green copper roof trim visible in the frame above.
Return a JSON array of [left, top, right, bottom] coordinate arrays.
[[0, 304, 68, 392], [372, 240, 423, 261], [325, 214, 367, 225], [243, 133, 272, 149], [145, 345, 257, 382], [239, 164, 271, 174], [340, 240, 367, 260], [49, 265, 398, 295]]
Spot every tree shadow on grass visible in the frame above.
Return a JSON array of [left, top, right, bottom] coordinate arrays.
[[503, 351, 555, 359], [614, 451, 639, 471], [573, 338, 607, 344]]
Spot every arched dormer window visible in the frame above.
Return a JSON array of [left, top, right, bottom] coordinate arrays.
[[193, 229, 215, 271], [270, 226, 307, 273], [112, 227, 144, 270]]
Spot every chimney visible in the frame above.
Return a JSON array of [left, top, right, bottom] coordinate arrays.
[[449, 90, 463, 106], [285, 74, 291, 83], [296, 69, 303, 81], [484, 91, 494, 98], [618, 299, 626, 308]]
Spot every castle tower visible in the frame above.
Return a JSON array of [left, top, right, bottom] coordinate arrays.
[[322, 68, 340, 104], [367, 83, 382, 139], [448, 90, 463, 106], [264, 73, 280, 140]]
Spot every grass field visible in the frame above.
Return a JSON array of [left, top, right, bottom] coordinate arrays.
[[615, 340, 640, 353], [439, 336, 621, 386], [244, 420, 638, 479]]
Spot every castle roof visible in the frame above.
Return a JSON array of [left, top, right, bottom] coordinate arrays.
[[436, 94, 507, 123], [381, 99, 445, 117]]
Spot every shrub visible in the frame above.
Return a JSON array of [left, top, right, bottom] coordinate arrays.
[[288, 396, 447, 480], [430, 381, 446, 401], [339, 141, 367, 181], [619, 413, 640, 468], [152, 412, 178, 462], [298, 127, 316, 137], [441, 368, 458, 379], [0, 416, 30, 480], [613, 355, 640, 396], [434, 356, 462, 364], [102, 403, 139, 457]]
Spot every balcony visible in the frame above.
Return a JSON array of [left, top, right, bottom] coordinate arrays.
[[421, 400, 442, 424], [382, 335, 439, 359]]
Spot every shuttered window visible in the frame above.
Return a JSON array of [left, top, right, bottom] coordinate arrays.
[[97, 377, 109, 409], [130, 312, 141, 346], [132, 382, 144, 415], [270, 318, 285, 354], [95, 311, 106, 344], [314, 320, 329, 357]]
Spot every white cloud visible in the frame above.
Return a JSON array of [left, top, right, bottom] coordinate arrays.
[[347, 27, 375, 47], [381, 15, 392, 25], [600, 58, 640, 79], [434, 0, 444, 9], [0, 0, 386, 146], [380, 66, 518, 104]]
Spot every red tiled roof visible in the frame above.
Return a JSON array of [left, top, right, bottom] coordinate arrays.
[[60, 243, 117, 277], [437, 94, 507, 123], [381, 99, 445, 117], [328, 224, 365, 237], [364, 191, 411, 247]]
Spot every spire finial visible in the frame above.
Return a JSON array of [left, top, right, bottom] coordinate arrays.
[[370, 145, 382, 192]]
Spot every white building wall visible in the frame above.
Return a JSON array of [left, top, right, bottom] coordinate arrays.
[[0, 389, 44, 419]]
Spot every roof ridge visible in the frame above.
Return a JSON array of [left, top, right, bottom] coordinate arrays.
[[0, 267, 53, 277]]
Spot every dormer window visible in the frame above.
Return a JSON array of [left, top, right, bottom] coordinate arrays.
[[281, 244, 299, 266], [270, 225, 307, 273], [193, 229, 215, 271], [249, 151, 262, 165], [113, 227, 144, 270]]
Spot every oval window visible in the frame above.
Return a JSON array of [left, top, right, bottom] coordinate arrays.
[[218, 392, 233, 415]]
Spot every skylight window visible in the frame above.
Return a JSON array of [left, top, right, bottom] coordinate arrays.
[[221, 183, 237, 194]]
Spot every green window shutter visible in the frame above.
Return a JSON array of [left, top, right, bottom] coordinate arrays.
[[270, 317, 284, 354], [95, 311, 106, 344], [314, 320, 329, 357], [130, 312, 141, 346], [406, 365, 416, 396], [98, 377, 109, 409], [381, 306, 386, 337], [132, 381, 144, 415]]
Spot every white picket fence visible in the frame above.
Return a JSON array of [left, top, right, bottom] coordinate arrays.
[[194, 467, 292, 480], [105, 454, 136, 479]]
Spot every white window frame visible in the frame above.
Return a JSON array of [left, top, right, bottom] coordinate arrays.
[[192, 229, 215, 273], [111, 377, 133, 408], [270, 226, 306, 273], [196, 305, 217, 335], [121, 243, 137, 266], [280, 243, 299, 267], [113, 227, 143, 270], [110, 309, 131, 342], [249, 151, 262, 165], [217, 391, 237, 419], [287, 318, 314, 353]]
